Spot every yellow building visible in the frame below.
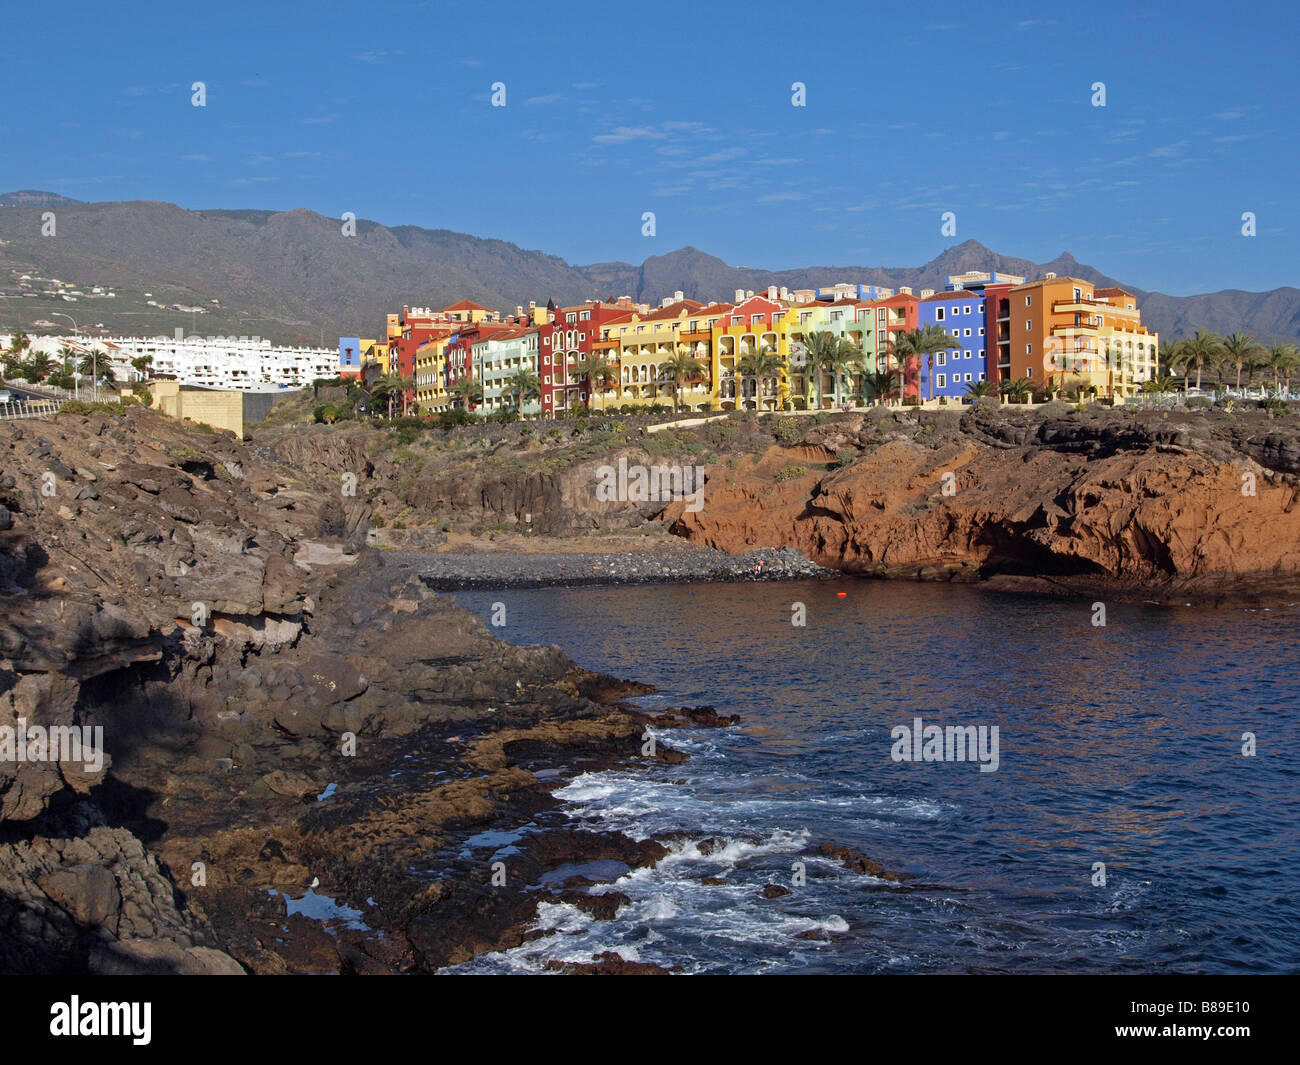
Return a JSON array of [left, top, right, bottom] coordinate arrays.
[[711, 295, 792, 411], [414, 335, 452, 410], [608, 299, 714, 411]]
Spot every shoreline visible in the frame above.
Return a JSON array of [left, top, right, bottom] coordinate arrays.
[[385, 543, 835, 590]]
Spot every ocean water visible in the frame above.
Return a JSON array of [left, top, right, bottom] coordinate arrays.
[[446, 579, 1300, 974]]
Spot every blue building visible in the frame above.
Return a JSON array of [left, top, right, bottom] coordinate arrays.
[[338, 337, 362, 374], [917, 290, 988, 400]]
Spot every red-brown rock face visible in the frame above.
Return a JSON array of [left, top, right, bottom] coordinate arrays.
[[666, 435, 1300, 601]]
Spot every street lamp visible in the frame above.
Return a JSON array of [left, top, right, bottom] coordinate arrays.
[[50, 312, 87, 399]]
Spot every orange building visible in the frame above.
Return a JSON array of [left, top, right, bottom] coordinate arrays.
[[1006, 275, 1158, 396]]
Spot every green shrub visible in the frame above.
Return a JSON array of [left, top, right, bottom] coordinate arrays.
[[774, 465, 808, 483], [773, 417, 802, 445]]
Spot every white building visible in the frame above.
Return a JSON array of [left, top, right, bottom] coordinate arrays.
[[97, 334, 337, 391], [475, 326, 540, 415]]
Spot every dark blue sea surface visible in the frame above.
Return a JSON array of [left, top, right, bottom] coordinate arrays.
[[447, 579, 1300, 974]]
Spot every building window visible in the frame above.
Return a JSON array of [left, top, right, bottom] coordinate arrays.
[[964, 328, 972, 337], [979, 348, 986, 358], [936, 373, 946, 388], [978, 327, 985, 336], [978, 373, 986, 381], [1025, 296, 1032, 307], [1026, 320, 1032, 330], [935, 307, 945, 321], [936, 353, 945, 366], [1026, 344, 1033, 354], [964, 373, 972, 382], [1026, 367, 1033, 377], [963, 306, 971, 314]]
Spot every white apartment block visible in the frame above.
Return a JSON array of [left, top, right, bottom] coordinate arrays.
[[98, 334, 337, 391]]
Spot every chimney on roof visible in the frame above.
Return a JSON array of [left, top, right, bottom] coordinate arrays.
[[899, 286, 913, 295], [921, 288, 934, 298], [516, 305, 523, 318], [673, 290, 684, 301], [735, 288, 745, 301], [1044, 272, 1057, 279], [746, 290, 754, 299], [779, 286, 789, 300], [767, 285, 777, 300]]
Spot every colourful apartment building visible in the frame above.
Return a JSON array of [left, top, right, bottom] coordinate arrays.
[[1005, 275, 1158, 396], [539, 299, 637, 414], [712, 295, 790, 411], [477, 326, 541, 415], [787, 298, 876, 408], [918, 291, 988, 400]]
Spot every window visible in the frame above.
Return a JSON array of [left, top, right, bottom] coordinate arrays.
[[936, 307, 945, 321], [951, 327, 960, 337], [1026, 320, 1032, 330], [751, 315, 763, 324], [979, 349, 986, 358], [964, 328, 972, 337], [1026, 343, 1033, 355], [978, 373, 986, 382], [936, 374, 946, 388], [978, 327, 985, 336], [732, 316, 742, 325], [964, 373, 972, 382], [936, 352, 945, 366], [566, 313, 576, 323], [963, 306, 971, 315], [580, 311, 590, 321]]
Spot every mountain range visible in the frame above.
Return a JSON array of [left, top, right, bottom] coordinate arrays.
[[1, 193, 1297, 347]]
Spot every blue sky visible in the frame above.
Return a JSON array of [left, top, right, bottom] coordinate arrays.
[[2, 0, 1295, 296]]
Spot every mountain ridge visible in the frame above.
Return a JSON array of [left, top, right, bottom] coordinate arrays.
[[0, 194, 1296, 347]]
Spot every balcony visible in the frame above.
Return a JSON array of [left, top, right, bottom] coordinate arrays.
[[1051, 322, 1100, 337]]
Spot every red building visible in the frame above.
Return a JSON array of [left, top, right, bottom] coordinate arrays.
[[539, 298, 637, 415]]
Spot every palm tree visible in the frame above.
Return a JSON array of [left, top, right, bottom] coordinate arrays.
[[1000, 377, 1032, 404], [368, 374, 396, 418], [8, 330, 30, 357], [449, 375, 482, 413], [1171, 329, 1224, 392], [1263, 344, 1300, 394], [1157, 339, 1180, 378], [965, 379, 996, 399], [804, 331, 839, 410], [657, 347, 706, 414], [76, 352, 115, 389], [27, 351, 53, 382], [886, 326, 956, 405], [1141, 374, 1177, 394], [130, 354, 154, 381], [575, 354, 618, 411], [1221, 332, 1265, 391], [739, 347, 786, 413], [507, 367, 540, 415], [826, 338, 859, 408], [393, 375, 416, 416], [860, 367, 895, 406]]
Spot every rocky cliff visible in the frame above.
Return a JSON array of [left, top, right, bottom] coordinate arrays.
[[664, 403, 1300, 603], [0, 406, 664, 973]]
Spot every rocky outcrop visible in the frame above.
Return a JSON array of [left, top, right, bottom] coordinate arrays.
[[665, 405, 1300, 602], [0, 406, 695, 974]]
